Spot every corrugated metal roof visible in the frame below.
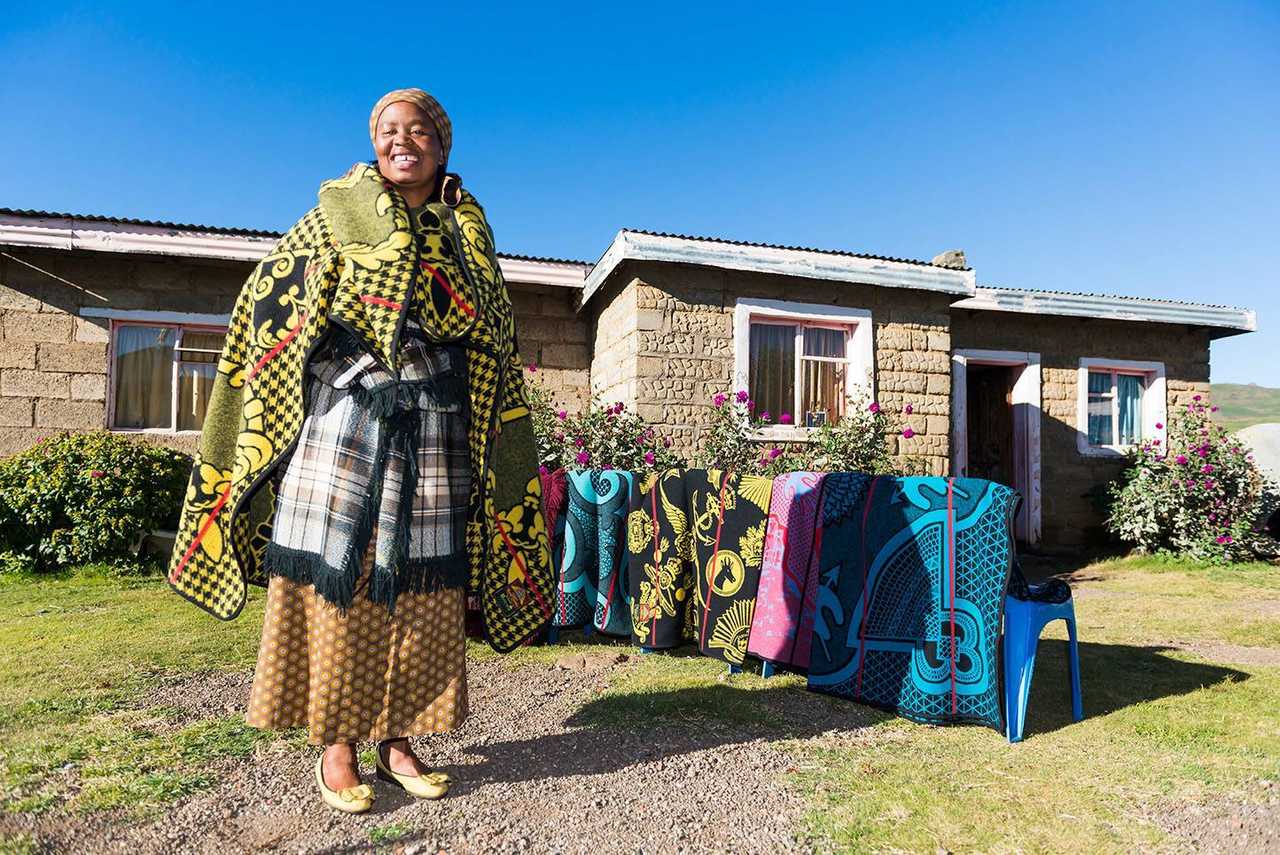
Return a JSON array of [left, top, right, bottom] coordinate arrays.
[[976, 283, 1250, 313], [616, 228, 968, 271], [0, 207, 590, 266]]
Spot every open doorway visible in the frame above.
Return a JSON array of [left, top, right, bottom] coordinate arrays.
[[951, 350, 1042, 545]]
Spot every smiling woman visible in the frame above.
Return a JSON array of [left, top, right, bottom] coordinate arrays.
[[165, 87, 554, 815]]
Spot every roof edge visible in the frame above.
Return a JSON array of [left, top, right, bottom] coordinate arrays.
[[580, 230, 976, 307], [954, 286, 1256, 337]]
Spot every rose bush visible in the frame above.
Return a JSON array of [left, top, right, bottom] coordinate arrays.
[[1106, 396, 1266, 563], [525, 371, 685, 473], [0, 431, 191, 572]]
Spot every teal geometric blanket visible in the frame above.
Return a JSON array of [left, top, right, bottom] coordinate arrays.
[[806, 475, 1019, 731]]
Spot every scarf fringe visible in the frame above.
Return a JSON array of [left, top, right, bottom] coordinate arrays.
[[262, 542, 358, 612], [351, 376, 466, 419], [366, 555, 471, 615]]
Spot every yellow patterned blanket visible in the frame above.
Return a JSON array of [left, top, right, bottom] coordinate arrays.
[[167, 163, 553, 652]]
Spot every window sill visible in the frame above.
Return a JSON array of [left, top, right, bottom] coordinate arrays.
[[1077, 443, 1136, 459], [750, 425, 817, 443], [109, 427, 203, 436]]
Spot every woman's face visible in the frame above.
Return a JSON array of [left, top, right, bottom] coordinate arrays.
[[373, 101, 442, 199]]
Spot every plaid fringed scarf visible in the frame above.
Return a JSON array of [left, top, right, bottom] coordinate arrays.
[[263, 323, 471, 612]]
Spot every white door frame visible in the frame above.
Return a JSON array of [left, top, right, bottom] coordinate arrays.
[[951, 349, 1042, 544]]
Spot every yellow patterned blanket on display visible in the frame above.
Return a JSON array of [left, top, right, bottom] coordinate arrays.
[[167, 163, 553, 653]]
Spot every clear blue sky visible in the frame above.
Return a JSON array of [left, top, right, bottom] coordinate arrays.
[[2, 2, 1276, 383]]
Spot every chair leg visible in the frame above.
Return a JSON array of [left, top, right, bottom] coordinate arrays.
[[547, 625, 560, 645], [728, 664, 743, 675], [761, 660, 776, 679], [583, 623, 595, 639], [1066, 615, 1084, 722]]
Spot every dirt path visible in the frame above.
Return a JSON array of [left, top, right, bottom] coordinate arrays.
[[3, 656, 849, 854]]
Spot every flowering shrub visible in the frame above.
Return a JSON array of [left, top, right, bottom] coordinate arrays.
[[524, 375, 685, 473], [699, 387, 911, 476], [0, 431, 192, 572], [1106, 396, 1265, 563]]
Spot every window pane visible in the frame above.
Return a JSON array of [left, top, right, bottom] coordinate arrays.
[[803, 359, 845, 426], [1086, 371, 1113, 445], [113, 325, 174, 429], [176, 329, 225, 364], [176, 361, 217, 431], [803, 327, 845, 359], [1116, 373, 1143, 445], [749, 323, 795, 420]]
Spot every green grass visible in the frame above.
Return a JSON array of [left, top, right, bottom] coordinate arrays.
[[1212, 382, 1280, 432], [0, 570, 269, 814], [1, 556, 1277, 852]]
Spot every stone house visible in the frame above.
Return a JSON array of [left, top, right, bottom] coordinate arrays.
[[0, 209, 1255, 548]]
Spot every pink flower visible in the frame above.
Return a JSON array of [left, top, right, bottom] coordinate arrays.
[[1193, 394, 1202, 401], [613, 402, 625, 414], [769, 446, 783, 459], [643, 451, 656, 465], [1198, 447, 1209, 458], [1152, 439, 1161, 446], [736, 390, 750, 403], [573, 437, 585, 447], [902, 427, 915, 439], [1201, 464, 1215, 474], [554, 431, 564, 442], [556, 410, 567, 421], [89, 470, 105, 478], [576, 451, 591, 466], [904, 404, 913, 415], [761, 411, 771, 422], [779, 412, 793, 424], [527, 363, 538, 373], [663, 437, 672, 447], [869, 402, 881, 414], [747, 399, 755, 412], [1176, 454, 1188, 465], [1155, 422, 1163, 430], [1216, 535, 1232, 545], [713, 393, 728, 408], [1211, 406, 1219, 413]]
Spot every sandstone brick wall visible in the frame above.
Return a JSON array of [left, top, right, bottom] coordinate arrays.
[[588, 260, 955, 473], [510, 282, 591, 414], [0, 248, 588, 457], [951, 309, 1213, 546], [0, 248, 245, 456]]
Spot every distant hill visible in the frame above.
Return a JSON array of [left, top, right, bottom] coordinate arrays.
[[1212, 383, 1280, 432]]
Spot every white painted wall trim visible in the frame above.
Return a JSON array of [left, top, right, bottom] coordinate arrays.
[[82, 307, 232, 326], [1076, 357, 1167, 458], [732, 297, 874, 441], [953, 286, 1255, 337], [0, 214, 589, 287], [952, 349, 1042, 544], [582, 230, 976, 307]]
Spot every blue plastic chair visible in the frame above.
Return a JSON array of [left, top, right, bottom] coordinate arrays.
[[1003, 584, 1083, 742]]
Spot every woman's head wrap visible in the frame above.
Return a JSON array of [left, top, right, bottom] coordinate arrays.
[[369, 88, 452, 162]]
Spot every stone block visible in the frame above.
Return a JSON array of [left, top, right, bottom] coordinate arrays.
[[70, 374, 107, 401], [0, 283, 46, 312], [927, 332, 951, 352], [635, 309, 665, 332], [538, 342, 590, 370], [1, 369, 69, 399], [74, 317, 111, 343], [4, 311, 72, 343], [926, 415, 949, 436], [38, 342, 108, 373], [926, 374, 949, 395], [35, 398, 105, 429], [0, 397, 34, 427], [0, 427, 50, 457], [0, 342, 37, 370]]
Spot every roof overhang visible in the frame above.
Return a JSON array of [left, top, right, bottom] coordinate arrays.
[[953, 286, 1256, 339], [0, 212, 588, 289], [580, 230, 976, 307]]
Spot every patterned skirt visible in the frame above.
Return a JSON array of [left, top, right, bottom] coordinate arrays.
[[246, 527, 469, 745]]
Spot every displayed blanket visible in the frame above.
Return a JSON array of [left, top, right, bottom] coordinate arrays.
[[166, 162, 553, 653], [553, 469, 633, 636], [627, 469, 772, 664], [746, 472, 827, 670], [807, 475, 1018, 731]]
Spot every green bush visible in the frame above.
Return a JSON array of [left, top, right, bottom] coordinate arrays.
[[698, 387, 917, 476], [0, 432, 191, 572], [525, 374, 685, 473], [1107, 396, 1265, 563]]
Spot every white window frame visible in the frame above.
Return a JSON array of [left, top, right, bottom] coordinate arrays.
[[1076, 357, 1166, 457], [732, 297, 874, 441], [105, 317, 228, 435]]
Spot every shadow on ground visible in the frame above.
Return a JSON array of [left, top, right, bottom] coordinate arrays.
[[1020, 639, 1250, 738]]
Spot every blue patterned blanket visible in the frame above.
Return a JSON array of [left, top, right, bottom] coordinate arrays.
[[806, 475, 1018, 731], [553, 469, 634, 636]]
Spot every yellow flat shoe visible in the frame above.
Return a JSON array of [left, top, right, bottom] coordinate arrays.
[[315, 755, 374, 814], [375, 743, 451, 800]]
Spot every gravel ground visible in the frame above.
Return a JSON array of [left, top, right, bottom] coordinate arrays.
[[1151, 780, 1280, 854], [2, 654, 854, 854]]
